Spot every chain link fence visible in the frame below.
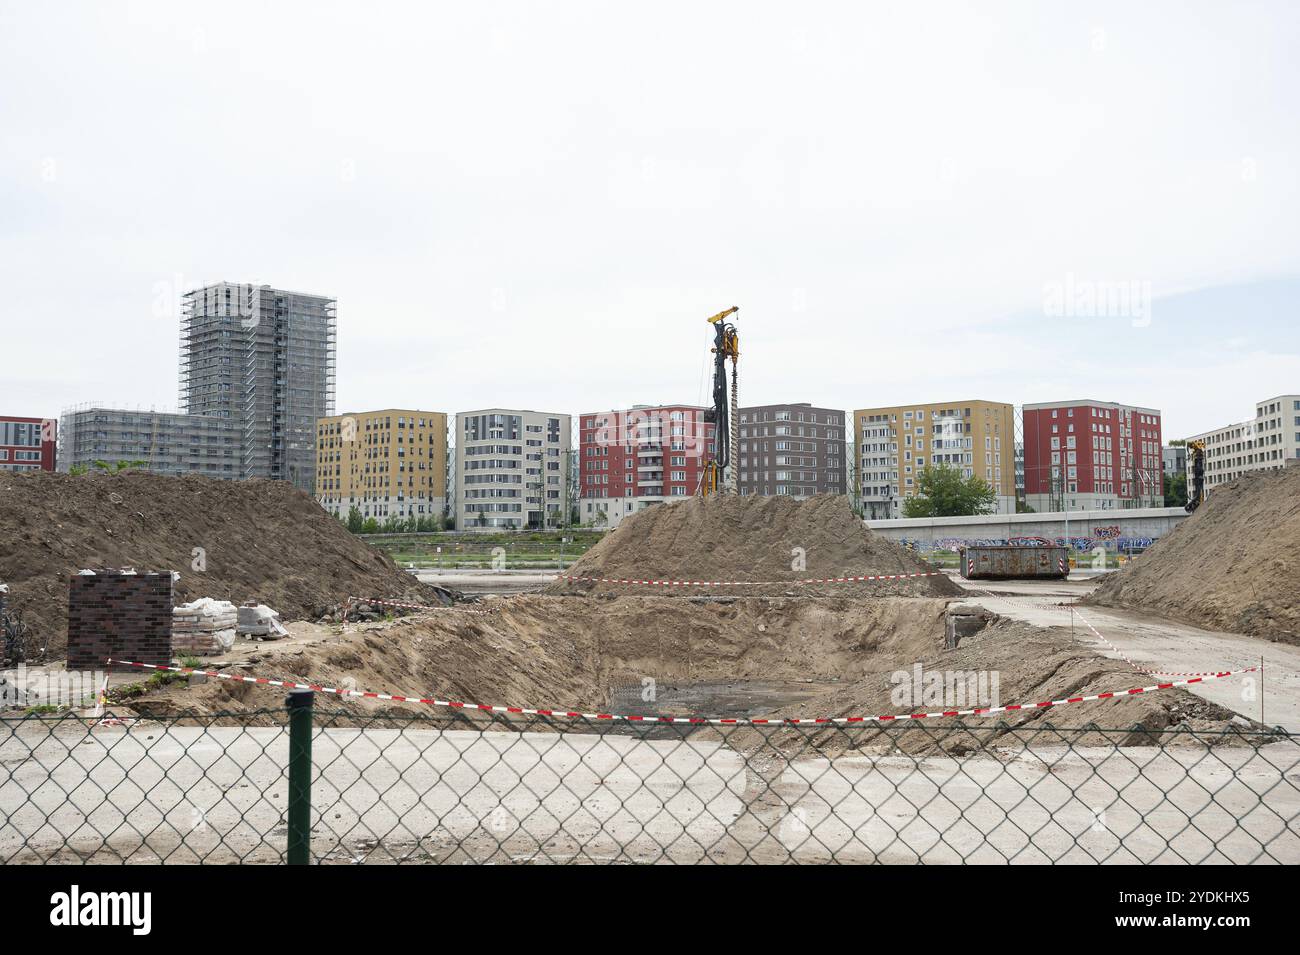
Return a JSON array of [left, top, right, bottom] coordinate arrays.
[[3, 699, 1297, 864]]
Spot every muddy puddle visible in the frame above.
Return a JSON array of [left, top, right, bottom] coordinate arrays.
[[604, 679, 842, 737]]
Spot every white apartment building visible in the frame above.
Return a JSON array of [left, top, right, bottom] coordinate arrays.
[[456, 409, 571, 530], [1187, 394, 1300, 493]]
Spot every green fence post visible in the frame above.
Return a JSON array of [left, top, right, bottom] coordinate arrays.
[[286, 688, 314, 865]]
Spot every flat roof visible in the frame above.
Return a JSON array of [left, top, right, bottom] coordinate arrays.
[[1023, 399, 1161, 415]]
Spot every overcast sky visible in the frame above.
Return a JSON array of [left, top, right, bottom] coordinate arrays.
[[3, 1, 1297, 440]]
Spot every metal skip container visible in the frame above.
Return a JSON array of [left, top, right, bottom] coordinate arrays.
[[959, 544, 1069, 580]]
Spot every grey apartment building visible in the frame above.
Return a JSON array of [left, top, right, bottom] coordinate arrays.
[[1186, 393, 1300, 493], [179, 283, 336, 491], [737, 403, 846, 498], [59, 407, 238, 477], [456, 409, 571, 529], [59, 283, 336, 487]]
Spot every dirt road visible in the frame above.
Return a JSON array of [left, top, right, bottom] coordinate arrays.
[[957, 575, 1300, 732]]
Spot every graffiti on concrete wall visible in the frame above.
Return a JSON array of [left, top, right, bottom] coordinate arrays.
[[912, 530, 1155, 553]]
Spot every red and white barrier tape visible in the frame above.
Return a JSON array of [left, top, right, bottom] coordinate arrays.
[[969, 591, 1247, 679], [1069, 606, 1241, 678], [106, 658, 1259, 726], [342, 596, 495, 623], [555, 571, 946, 588]]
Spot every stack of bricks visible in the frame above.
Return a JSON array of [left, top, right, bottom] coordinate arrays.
[[172, 599, 237, 654], [66, 571, 173, 672]]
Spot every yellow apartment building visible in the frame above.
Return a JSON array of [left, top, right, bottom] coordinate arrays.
[[316, 409, 448, 522], [853, 400, 1016, 519]]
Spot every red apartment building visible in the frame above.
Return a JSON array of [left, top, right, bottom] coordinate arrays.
[[1023, 400, 1163, 512], [0, 415, 56, 472], [578, 404, 715, 527]]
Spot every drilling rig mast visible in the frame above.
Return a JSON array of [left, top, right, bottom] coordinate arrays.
[[699, 306, 739, 496]]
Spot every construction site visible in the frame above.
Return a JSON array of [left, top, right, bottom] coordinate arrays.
[[1, 308, 1298, 867]]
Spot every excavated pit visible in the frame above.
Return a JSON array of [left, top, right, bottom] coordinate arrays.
[[128, 593, 1257, 751]]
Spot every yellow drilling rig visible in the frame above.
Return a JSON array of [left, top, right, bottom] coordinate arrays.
[[699, 306, 740, 496], [1185, 439, 1206, 512]]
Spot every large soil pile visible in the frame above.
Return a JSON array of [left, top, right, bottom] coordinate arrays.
[[1086, 467, 1300, 643], [549, 494, 960, 597], [0, 470, 454, 656]]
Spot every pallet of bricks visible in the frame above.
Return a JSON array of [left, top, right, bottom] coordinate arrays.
[[172, 598, 237, 655]]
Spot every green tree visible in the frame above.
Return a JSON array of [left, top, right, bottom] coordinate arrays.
[[902, 465, 997, 517], [346, 507, 364, 533], [89, 459, 147, 473], [1163, 471, 1187, 508]]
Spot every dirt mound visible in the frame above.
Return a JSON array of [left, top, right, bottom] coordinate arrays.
[[126, 594, 1252, 751], [549, 494, 960, 597], [1086, 467, 1300, 643], [131, 595, 953, 719], [0, 470, 455, 657], [726, 617, 1252, 756]]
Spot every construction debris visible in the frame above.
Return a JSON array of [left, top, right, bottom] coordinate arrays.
[[237, 602, 287, 640]]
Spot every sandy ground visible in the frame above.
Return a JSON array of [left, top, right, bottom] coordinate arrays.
[[3, 720, 1295, 864], [955, 575, 1300, 732], [4, 579, 1297, 865], [1086, 466, 1300, 642]]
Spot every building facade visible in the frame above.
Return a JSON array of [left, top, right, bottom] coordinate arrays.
[[456, 409, 571, 530], [1014, 439, 1026, 509], [1023, 400, 1164, 511], [58, 407, 238, 477], [0, 416, 56, 472], [180, 283, 336, 491], [316, 409, 448, 521], [1162, 445, 1187, 477], [578, 405, 713, 528], [737, 403, 845, 498], [853, 400, 1017, 518], [1186, 394, 1300, 493]]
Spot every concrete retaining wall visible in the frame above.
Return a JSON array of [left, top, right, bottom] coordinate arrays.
[[866, 506, 1187, 552]]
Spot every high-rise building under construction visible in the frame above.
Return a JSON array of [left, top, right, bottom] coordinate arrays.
[[179, 283, 336, 491]]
